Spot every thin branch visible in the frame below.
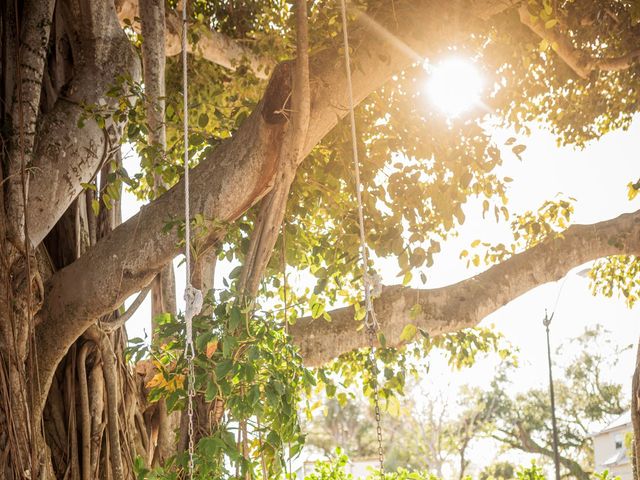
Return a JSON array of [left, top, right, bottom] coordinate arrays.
[[77, 343, 92, 480], [85, 326, 125, 480], [100, 286, 151, 334], [518, 5, 640, 79]]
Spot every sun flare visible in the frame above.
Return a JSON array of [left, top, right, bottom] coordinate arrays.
[[426, 58, 484, 118]]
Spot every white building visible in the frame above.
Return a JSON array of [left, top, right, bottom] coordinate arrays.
[[593, 412, 633, 480]]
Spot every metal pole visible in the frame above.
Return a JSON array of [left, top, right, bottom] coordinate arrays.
[[544, 309, 561, 480]]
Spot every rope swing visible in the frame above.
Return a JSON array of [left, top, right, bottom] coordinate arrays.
[[180, 1, 203, 478], [338, 0, 385, 475]]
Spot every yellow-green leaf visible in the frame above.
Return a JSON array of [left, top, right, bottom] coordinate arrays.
[[399, 324, 417, 343]]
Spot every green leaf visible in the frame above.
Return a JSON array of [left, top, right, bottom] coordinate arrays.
[[539, 38, 549, 52], [399, 324, 418, 343], [215, 359, 233, 378], [229, 306, 242, 331], [311, 301, 325, 319], [545, 19, 558, 29], [222, 335, 237, 358], [512, 144, 527, 159], [91, 199, 100, 216], [205, 378, 218, 402]]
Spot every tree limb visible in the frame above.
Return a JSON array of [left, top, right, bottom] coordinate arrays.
[[289, 209, 640, 366], [26, 0, 140, 246], [512, 420, 590, 480], [6, 0, 55, 244], [238, 0, 310, 297], [518, 5, 640, 79], [115, 0, 274, 79], [100, 286, 151, 334]]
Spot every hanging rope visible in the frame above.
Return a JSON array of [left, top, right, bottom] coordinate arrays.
[[338, 0, 384, 475], [181, 1, 203, 478]]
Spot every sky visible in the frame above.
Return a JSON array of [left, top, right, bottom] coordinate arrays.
[[119, 65, 640, 475]]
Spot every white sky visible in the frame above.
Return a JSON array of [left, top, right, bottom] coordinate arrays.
[[120, 93, 640, 476]]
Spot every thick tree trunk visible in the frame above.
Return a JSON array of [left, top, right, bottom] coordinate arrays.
[[632, 337, 640, 478]]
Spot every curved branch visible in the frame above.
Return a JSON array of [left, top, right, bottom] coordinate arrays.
[[100, 286, 151, 334], [290, 210, 640, 366], [115, 0, 274, 79], [26, 0, 140, 246], [77, 343, 92, 480], [518, 5, 640, 79]]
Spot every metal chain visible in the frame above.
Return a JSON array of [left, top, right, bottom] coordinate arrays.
[[181, 1, 198, 478], [186, 349, 196, 476], [339, 0, 384, 476], [367, 326, 384, 477]]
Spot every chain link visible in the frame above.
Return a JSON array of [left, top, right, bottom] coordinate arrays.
[[367, 323, 384, 477], [186, 347, 196, 476]]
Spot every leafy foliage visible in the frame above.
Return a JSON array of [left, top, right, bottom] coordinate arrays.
[[590, 255, 640, 307], [128, 291, 316, 478]]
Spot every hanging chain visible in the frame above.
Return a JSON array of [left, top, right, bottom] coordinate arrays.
[[186, 349, 196, 475], [339, 0, 384, 476], [367, 327, 384, 475], [181, 1, 202, 478]]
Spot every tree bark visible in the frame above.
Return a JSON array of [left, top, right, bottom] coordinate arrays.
[[632, 336, 640, 478], [139, 0, 177, 330], [115, 0, 274, 78]]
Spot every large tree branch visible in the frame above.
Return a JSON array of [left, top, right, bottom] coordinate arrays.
[[34, 0, 518, 409], [290, 209, 640, 366], [26, 0, 140, 246], [115, 0, 274, 79], [6, 0, 55, 244], [238, 0, 310, 297]]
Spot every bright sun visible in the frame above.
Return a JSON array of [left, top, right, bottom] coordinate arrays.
[[426, 58, 484, 118]]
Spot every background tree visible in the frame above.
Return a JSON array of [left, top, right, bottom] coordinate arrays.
[[305, 396, 377, 460], [306, 351, 502, 478], [479, 328, 629, 480], [479, 461, 517, 480]]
